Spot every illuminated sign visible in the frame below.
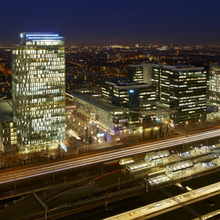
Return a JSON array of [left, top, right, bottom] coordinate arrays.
[[129, 90, 134, 93], [97, 133, 105, 137]]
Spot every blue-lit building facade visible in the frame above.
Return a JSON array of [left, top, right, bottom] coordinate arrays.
[[12, 33, 66, 153]]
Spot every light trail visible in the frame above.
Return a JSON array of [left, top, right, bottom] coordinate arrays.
[[0, 128, 219, 184]]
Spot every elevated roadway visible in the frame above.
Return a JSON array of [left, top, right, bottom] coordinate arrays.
[[0, 128, 220, 185]]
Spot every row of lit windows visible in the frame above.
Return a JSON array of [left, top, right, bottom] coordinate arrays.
[[181, 106, 206, 111], [25, 40, 64, 46], [17, 115, 65, 124], [31, 115, 64, 123], [17, 74, 65, 80], [16, 58, 63, 63], [17, 81, 64, 87], [12, 50, 65, 56], [15, 66, 65, 72], [16, 61, 64, 67]]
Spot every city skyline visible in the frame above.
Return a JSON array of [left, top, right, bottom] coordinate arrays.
[[1, 22, 220, 219], [1, 0, 220, 46]]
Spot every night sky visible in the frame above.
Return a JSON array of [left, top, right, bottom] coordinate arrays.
[[1, 0, 220, 46]]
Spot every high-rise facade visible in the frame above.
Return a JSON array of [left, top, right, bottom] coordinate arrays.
[[127, 65, 144, 83], [209, 64, 220, 111], [127, 63, 153, 85], [152, 65, 207, 123], [12, 33, 66, 153]]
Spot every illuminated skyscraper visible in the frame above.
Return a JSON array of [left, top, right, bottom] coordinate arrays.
[[152, 65, 207, 123], [12, 33, 66, 153], [209, 64, 220, 111]]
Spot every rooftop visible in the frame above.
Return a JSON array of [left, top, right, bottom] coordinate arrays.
[[72, 93, 126, 112], [154, 64, 205, 71], [105, 81, 153, 89], [128, 64, 143, 68], [19, 32, 64, 45]]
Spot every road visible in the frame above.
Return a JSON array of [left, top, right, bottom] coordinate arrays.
[[0, 128, 219, 185], [0, 65, 11, 75], [66, 60, 84, 68]]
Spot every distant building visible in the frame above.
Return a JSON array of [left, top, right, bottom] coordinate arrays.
[[107, 52, 124, 60], [209, 64, 220, 111], [11, 33, 66, 153], [152, 65, 207, 123]]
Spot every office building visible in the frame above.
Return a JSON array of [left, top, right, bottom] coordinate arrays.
[[0, 120, 17, 153], [209, 64, 220, 111], [11, 33, 66, 153], [127, 63, 153, 85], [102, 81, 156, 125], [0, 100, 17, 153], [71, 93, 129, 141], [152, 65, 207, 123], [127, 65, 144, 84]]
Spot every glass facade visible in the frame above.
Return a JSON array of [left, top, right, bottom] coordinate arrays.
[[12, 33, 66, 153], [152, 65, 207, 123], [209, 64, 220, 111]]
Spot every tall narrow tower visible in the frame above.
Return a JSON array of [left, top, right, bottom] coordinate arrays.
[[12, 33, 66, 153]]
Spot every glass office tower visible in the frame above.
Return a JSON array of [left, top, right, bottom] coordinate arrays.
[[152, 65, 207, 123], [209, 64, 220, 111], [12, 33, 66, 153]]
